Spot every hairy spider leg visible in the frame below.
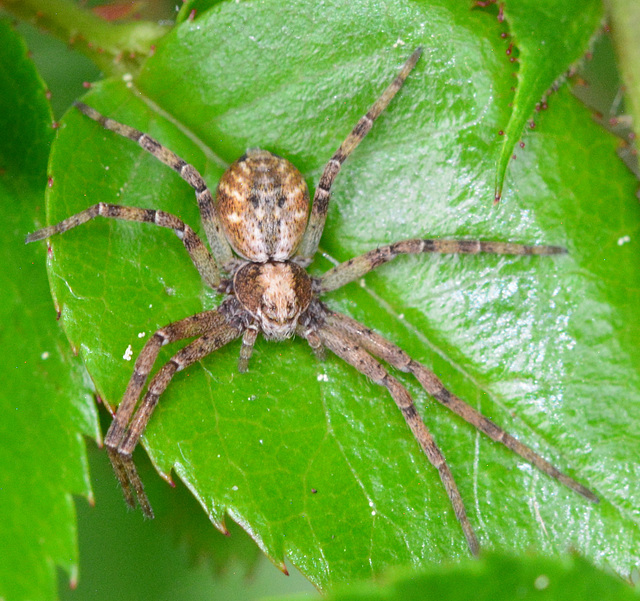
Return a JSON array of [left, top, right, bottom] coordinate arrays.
[[105, 311, 229, 452], [296, 46, 423, 262], [74, 101, 235, 273], [325, 310, 599, 504], [108, 310, 242, 517], [25, 203, 220, 289], [313, 321, 480, 555], [104, 310, 235, 512], [318, 238, 567, 293]]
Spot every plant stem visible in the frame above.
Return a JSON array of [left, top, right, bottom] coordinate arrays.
[[606, 0, 640, 149], [0, 0, 171, 75]]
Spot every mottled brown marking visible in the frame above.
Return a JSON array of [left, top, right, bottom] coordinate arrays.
[[217, 149, 310, 262]]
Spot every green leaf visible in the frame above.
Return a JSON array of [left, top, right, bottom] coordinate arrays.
[[42, 0, 640, 591], [16, 20, 101, 119], [277, 553, 640, 601], [0, 19, 99, 601], [59, 437, 314, 601], [492, 0, 603, 198]]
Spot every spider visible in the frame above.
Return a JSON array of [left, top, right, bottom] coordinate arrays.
[[27, 47, 598, 555]]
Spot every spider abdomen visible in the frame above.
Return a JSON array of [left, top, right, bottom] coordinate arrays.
[[216, 149, 310, 262]]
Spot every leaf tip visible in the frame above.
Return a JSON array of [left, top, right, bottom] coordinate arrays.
[[157, 468, 175, 488], [278, 561, 290, 576], [213, 518, 230, 536]]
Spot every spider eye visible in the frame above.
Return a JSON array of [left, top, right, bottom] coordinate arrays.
[[262, 301, 278, 319]]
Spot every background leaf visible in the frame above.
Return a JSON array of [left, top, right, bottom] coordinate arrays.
[[491, 0, 603, 197], [0, 19, 99, 601], [38, 0, 640, 592], [58, 435, 314, 601], [277, 553, 640, 601]]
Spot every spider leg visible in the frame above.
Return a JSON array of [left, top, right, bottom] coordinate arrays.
[[26, 202, 221, 289], [325, 310, 599, 503], [296, 47, 422, 262], [74, 101, 235, 270], [312, 320, 480, 556], [105, 310, 242, 516], [318, 238, 567, 293]]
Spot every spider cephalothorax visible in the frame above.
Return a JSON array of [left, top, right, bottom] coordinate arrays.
[[232, 260, 312, 340], [27, 47, 598, 555]]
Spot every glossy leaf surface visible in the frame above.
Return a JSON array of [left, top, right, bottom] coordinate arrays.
[[493, 0, 603, 196], [43, 0, 640, 590]]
